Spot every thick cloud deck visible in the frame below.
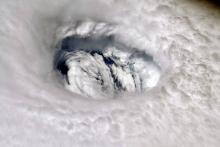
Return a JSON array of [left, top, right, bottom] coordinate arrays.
[[54, 24, 161, 99]]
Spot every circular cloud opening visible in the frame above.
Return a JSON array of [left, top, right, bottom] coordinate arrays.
[[54, 21, 162, 99]]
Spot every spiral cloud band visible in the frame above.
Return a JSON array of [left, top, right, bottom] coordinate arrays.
[[0, 0, 220, 146]]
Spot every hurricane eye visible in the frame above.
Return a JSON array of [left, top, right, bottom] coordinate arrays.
[[54, 21, 161, 99]]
